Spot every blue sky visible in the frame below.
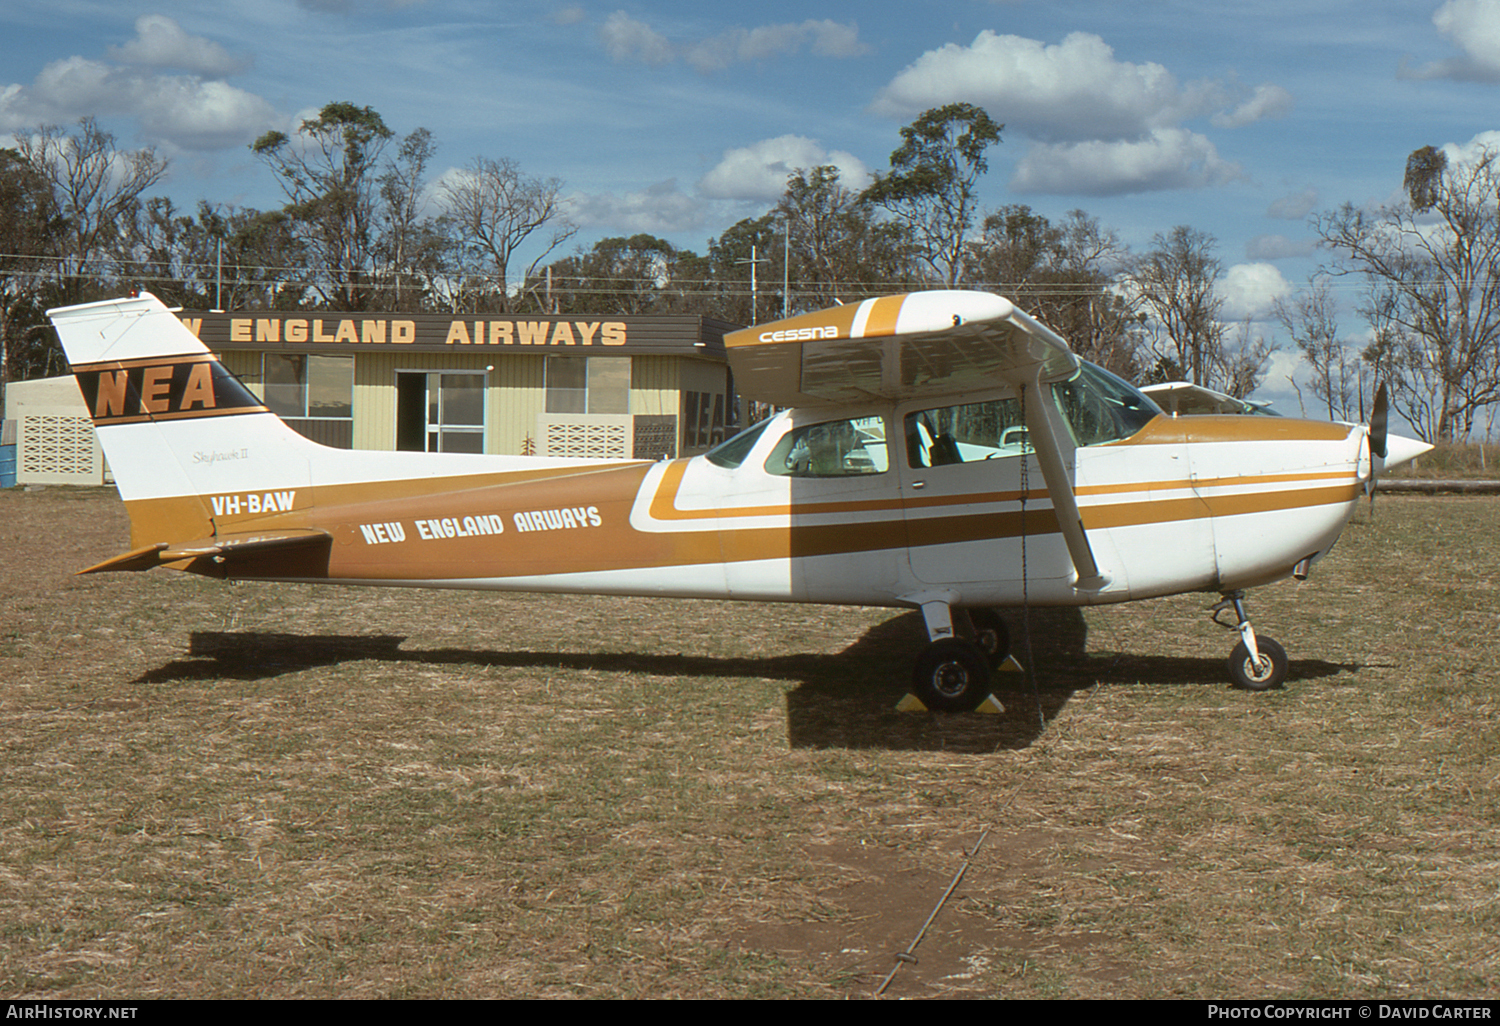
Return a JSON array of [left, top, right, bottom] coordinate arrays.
[[4, 1, 1500, 413]]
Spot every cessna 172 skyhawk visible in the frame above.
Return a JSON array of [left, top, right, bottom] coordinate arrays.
[[48, 290, 1429, 711]]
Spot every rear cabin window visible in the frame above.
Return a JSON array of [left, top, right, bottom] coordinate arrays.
[[764, 416, 888, 477]]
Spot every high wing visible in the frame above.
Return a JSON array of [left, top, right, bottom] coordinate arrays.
[[723, 291, 1079, 407], [725, 291, 1106, 589]]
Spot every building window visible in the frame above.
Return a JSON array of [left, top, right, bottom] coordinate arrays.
[[263, 354, 353, 419], [396, 371, 486, 453], [546, 356, 630, 414], [682, 390, 727, 449], [262, 353, 353, 448]]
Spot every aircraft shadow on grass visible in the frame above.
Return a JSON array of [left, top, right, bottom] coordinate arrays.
[[133, 609, 1354, 754]]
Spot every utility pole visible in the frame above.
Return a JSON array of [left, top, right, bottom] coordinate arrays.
[[782, 220, 791, 318], [734, 245, 770, 324]]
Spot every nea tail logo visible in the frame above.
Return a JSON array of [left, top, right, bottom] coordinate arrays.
[[73, 356, 267, 424]]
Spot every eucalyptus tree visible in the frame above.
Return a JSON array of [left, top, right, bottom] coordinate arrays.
[[862, 103, 1003, 287], [1127, 226, 1232, 388], [967, 205, 1141, 377], [1273, 276, 1372, 422], [252, 102, 395, 311], [535, 234, 690, 315], [776, 165, 913, 309], [377, 128, 451, 310], [0, 148, 65, 397], [704, 213, 785, 325]]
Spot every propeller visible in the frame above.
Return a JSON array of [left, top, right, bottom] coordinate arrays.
[[1367, 383, 1389, 502]]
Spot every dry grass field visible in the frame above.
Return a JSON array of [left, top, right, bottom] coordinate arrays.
[[1, 486, 1496, 999]]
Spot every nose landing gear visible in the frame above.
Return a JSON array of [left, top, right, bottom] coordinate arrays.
[[1212, 591, 1289, 691]]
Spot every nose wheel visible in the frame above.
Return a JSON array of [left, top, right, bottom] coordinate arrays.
[[1212, 591, 1289, 691], [1228, 636, 1288, 691]]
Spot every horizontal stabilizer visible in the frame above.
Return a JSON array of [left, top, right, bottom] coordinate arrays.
[[78, 544, 174, 574], [79, 529, 331, 575]]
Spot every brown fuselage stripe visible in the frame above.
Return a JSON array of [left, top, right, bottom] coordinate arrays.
[[121, 453, 1362, 582], [864, 295, 905, 337], [646, 456, 1358, 522]]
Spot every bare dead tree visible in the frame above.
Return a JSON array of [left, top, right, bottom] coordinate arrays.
[[1314, 146, 1500, 442], [1273, 276, 1370, 421], [17, 117, 168, 304], [440, 156, 576, 314]]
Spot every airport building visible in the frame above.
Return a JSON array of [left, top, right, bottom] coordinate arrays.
[[190, 309, 741, 460]]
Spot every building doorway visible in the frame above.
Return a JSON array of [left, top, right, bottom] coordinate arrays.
[[395, 371, 486, 453]]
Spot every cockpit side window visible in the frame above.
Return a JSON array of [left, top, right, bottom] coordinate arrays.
[[905, 397, 1032, 469], [1050, 362, 1161, 447], [764, 415, 888, 477]]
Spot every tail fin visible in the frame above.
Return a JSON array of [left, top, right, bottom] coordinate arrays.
[[48, 292, 316, 552]]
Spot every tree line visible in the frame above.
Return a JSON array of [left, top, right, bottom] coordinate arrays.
[[2, 101, 1497, 442]]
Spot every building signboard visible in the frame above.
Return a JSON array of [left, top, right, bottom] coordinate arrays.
[[180, 311, 733, 359]]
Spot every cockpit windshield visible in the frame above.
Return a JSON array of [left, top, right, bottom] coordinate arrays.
[[704, 418, 772, 469], [1051, 362, 1162, 446]]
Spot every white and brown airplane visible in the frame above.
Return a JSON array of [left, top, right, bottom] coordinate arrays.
[[47, 290, 1429, 710]]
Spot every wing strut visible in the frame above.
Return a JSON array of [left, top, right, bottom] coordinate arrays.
[[1019, 375, 1109, 591]]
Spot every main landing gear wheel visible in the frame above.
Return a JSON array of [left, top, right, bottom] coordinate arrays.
[[967, 608, 1010, 668], [913, 638, 991, 712], [1228, 636, 1288, 691]]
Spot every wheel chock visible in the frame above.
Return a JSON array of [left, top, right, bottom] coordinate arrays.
[[894, 692, 1007, 713]]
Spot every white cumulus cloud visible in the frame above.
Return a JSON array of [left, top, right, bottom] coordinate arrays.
[[1, 55, 276, 150], [871, 31, 1220, 143], [1211, 84, 1293, 128], [698, 135, 870, 201], [599, 11, 674, 66], [1404, 0, 1500, 81], [107, 15, 252, 78], [565, 179, 709, 234], [870, 30, 1289, 198], [0, 18, 275, 151], [1011, 128, 1244, 196], [1267, 186, 1319, 220], [1219, 262, 1292, 321], [1440, 128, 1500, 165]]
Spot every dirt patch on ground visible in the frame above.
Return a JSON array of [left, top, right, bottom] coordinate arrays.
[[737, 830, 1146, 998]]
